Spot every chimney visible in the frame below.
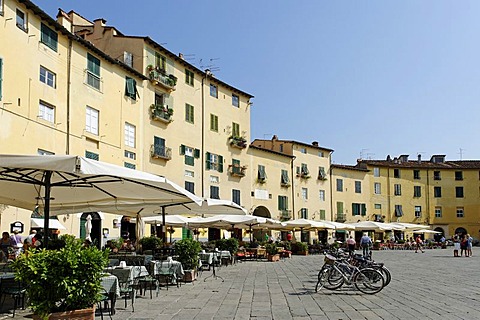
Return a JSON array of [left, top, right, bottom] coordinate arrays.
[[272, 135, 278, 141], [417, 154, 421, 164], [386, 155, 392, 161], [179, 53, 184, 60], [56, 9, 72, 31], [312, 141, 319, 147], [94, 18, 107, 28]]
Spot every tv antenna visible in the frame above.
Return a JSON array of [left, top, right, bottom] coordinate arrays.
[[458, 148, 465, 160]]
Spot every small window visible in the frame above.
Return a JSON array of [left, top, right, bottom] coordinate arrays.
[[300, 147, 307, 154], [210, 84, 218, 98], [40, 66, 56, 88], [355, 181, 361, 193], [232, 189, 241, 205], [40, 23, 58, 52], [124, 123, 135, 148], [155, 52, 166, 71], [257, 165, 267, 182], [185, 170, 194, 178], [39, 101, 55, 123], [124, 150, 136, 160], [299, 208, 308, 219], [455, 171, 463, 181], [210, 175, 219, 184], [232, 94, 239, 107], [232, 122, 240, 137], [278, 196, 288, 211], [394, 169, 400, 178], [394, 205, 403, 217], [319, 190, 325, 201], [413, 170, 420, 180], [413, 186, 421, 197], [185, 181, 195, 194], [434, 171, 441, 180], [185, 69, 194, 86], [336, 179, 343, 192], [281, 169, 290, 186], [414, 206, 422, 218], [206, 152, 223, 173], [318, 167, 327, 180], [86, 53, 101, 90], [434, 186, 441, 198], [374, 204, 382, 209], [210, 185, 220, 199], [456, 186, 464, 198], [373, 167, 380, 177], [125, 77, 137, 100], [85, 151, 99, 161], [124, 162, 136, 170], [435, 207, 442, 218], [185, 103, 194, 123], [374, 182, 381, 194], [123, 52, 133, 67], [301, 188, 308, 200], [456, 207, 464, 218], [394, 184, 401, 196], [0, 0, 4, 16], [85, 106, 99, 135], [210, 114, 218, 132], [16, 9, 27, 31], [37, 149, 54, 155]]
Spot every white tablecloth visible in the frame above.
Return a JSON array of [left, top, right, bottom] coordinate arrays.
[[106, 266, 148, 282], [101, 274, 120, 297], [199, 251, 231, 265], [150, 260, 184, 279]]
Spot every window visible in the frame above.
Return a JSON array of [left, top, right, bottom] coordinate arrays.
[[434, 186, 442, 198], [39, 101, 54, 123], [414, 206, 421, 218], [232, 189, 241, 205], [355, 181, 361, 193], [124, 150, 136, 160], [185, 170, 194, 178], [210, 84, 218, 98], [336, 202, 344, 214], [232, 94, 239, 107], [155, 52, 166, 71], [435, 207, 442, 218], [124, 123, 135, 148], [85, 106, 99, 135], [0, 0, 3, 15], [210, 186, 220, 199], [0, 58, 2, 100], [232, 122, 240, 137], [319, 190, 325, 201], [40, 66, 56, 88], [374, 182, 381, 194], [456, 186, 464, 198], [413, 170, 420, 180], [210, 114, 218, 132], [257, 165, 267, 182], [299, 208, 308, 219], [455, 171, 463, 181], [210, 175, 219, 183], [394, 184, 401, 196], [185, 69, 194, 86], [38, 149, 54, 155], [206, 152, 223, 172], [180, 145, 199, 166], [125, 77, 137, 100], [185, 181, 195, 194], [318, 151, 324, 157], [153, 136, 167, 158], [456, 207, 464, 218], [281, 169, 290, 186], [123, 52, 133, 67], [394, 205, 403, 217], [319, 210, 326, 220], [85, 151, 99, 161], [300, 147, 307, 154], [318, 167, 327, 180], [374, 204, 381, 209], [373, 167, 380, 177], [336, 179, 343, 192], [301, 188, 308, 200], [278, 196, 288, 211], [86, 53, 101, 90], [124, 162, 136, 170], [434, 171, 441, 180], [394, 169, 400, 178], [414, 186, 421, 197], [185, 103, 194, 123], [40, 23, 58, 51], [298, 163, 309, 177], [352, 203, 366, 216], [16, 9, 27, 31]]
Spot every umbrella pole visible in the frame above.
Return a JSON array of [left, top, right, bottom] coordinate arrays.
[[43, 171, 52, 248], [162, 206, 167, 246]]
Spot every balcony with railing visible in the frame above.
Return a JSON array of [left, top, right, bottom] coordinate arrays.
[[279, 210, 292, 221], [150, 104, 173, 123], [228, 164, 247, 177], [335, 213, 346, 223], [147, 66, 177, 91], [150, 144, 172, 160], [228, 136, 247, 149]]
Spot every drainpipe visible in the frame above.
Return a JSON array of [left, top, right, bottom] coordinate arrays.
[[201, 74, 206, 197], [290, 156, 296, 220], [387, 168, 391, 221], [426, 169, 430, 226], [66, 39, 72, 154]]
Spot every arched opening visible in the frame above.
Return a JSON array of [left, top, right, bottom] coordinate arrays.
[[80, 212, 102, 248], [120, 216, 136, 241], [433, 227, 445, 242], [251, 206, 271, 242], [455, 227, 467, 237]]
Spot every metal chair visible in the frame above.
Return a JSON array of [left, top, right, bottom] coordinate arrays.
[[0, 277, 27, 317]]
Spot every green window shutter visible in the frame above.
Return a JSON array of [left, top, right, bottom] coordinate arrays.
[[278, 196, 282, 210], [0, 58, 2, 100], [80, 217, 86, 239], [337, 202, 343, 214], [233, 159, 240, 166], [296, 166, 300, 175], [41, 23, 58, 52], [361, 204, 367, 216], [352, 203, 358, 215], [87, 53, 100, 76], [180, 144, 186, 155], [194, 148, 200, 158], [185, 155, 194, 166], [232, 122, 240, 137], [320, 210, 326, 220], [218, 155, 223, 173], [182, 227, 192, 239], [125, 77, 136, 100], [206, 152, 211, 170]]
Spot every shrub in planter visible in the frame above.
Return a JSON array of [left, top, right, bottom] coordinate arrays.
[[291, 242, 308, 254], [175, 238, 202, 271], [216, 238, 239, 255], [139, 235, 163, 252], [13, 235, 109, 320]]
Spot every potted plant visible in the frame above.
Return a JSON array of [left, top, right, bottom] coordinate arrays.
[[13, 235, 109, 320], [265, 243, 280, 262], [175, 238, 202, 282], [291, 242, 308, 255], [139, 235, 163, 253]]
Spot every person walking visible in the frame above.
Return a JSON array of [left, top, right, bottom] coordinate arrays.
[[360, 233, 372, 258], [346, 235, 356, 254], [415, 235, 424, 253]]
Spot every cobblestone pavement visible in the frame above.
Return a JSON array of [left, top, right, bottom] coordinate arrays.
[[3, 248, 480, 320]]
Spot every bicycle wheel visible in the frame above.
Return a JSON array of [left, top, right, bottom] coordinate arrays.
[[315, 267, 344, 292], [353, 268, 384, 294], [377, 266, 391, 287]]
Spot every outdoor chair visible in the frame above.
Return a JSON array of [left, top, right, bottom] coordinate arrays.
[[0, 278, 27, 317], [154, 263, 179, 290], [96, 288, 113, 320], [115, 270, 136, 312], [108, 258, 120, 267], [138, 264, 158, 298]]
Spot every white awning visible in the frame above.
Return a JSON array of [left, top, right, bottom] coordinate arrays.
[[31, 218, 66, 230]]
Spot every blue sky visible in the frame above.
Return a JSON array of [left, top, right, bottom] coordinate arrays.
[[35, 1, 480, 164]]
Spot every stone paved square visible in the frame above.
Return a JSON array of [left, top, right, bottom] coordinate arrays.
[[2, 248, 479, 320]]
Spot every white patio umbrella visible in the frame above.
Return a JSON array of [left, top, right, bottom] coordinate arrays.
[[282, 219, 335, 230], [143, 214, 192, 227], [413, 229, 442, 234], [85, 214, 92, 241], [390, 222, 430, 230], [320, 221, 355, 230], [350, 221, 405, 231], [0, 154, 203, 246]]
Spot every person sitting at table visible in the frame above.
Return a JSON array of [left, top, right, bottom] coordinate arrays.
[[121, 239, 135, 251], [0, 232, 12, 262]]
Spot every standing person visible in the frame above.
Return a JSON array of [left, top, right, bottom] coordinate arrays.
[[346, 235, 356, 254], [460, 235, 468, 257], [286, 232, 292, 242], [24, 229, 37, 251], [415, 235, 424, 253], [467, 234, 473, 257], [453, 234, 460, 257], [360, 233, 372, 257]]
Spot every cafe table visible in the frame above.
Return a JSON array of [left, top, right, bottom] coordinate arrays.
[[101, 274, 119, 314], [150, 260, 184, 284]]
